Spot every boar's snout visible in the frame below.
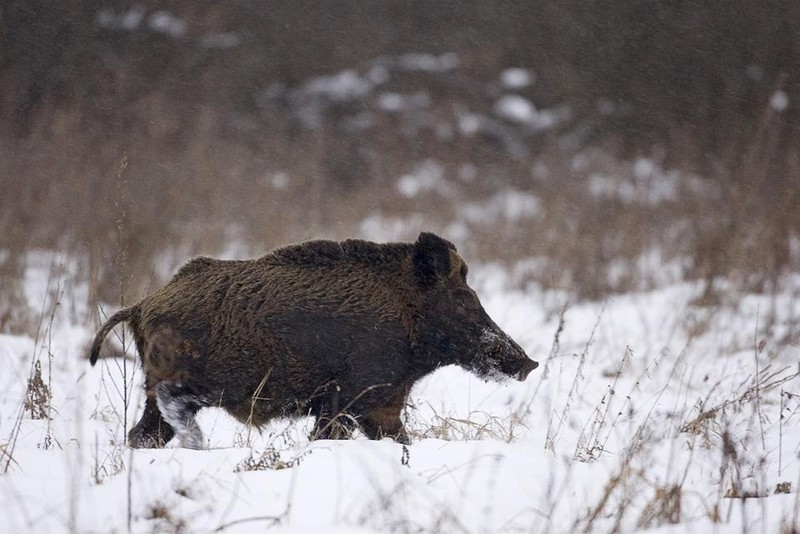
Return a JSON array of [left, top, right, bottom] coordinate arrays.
[[477, 324, 539, 382], [517, 356, 539, 381]]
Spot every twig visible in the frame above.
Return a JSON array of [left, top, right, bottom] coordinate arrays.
[[214, 514, 285, 532], [753, 307, 766, 450]]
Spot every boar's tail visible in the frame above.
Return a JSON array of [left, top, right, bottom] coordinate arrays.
[[89, 307, 135, 366]]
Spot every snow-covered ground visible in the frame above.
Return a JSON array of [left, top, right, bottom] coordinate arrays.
[[1, 250, 799, 533]]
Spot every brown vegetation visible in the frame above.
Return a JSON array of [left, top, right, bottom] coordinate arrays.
[[1, 1, 798, 320]]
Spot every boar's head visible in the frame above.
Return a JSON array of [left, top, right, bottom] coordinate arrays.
[[412, 232, 539, 381]]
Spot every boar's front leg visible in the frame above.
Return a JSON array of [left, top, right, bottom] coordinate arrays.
[[310, 380, 358, 441], [360, 386, 411, 445], [310, 383, 411, 444], [311, 413, 358, 441]]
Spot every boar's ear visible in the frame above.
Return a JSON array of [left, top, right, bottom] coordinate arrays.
[[413, 232, 455, 287]]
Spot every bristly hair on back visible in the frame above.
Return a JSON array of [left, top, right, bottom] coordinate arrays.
[[268, 237, 415, 268]]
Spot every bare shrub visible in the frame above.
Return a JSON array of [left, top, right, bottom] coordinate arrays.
[[145, 501, 187, 534], [24, 360, 51, 420]]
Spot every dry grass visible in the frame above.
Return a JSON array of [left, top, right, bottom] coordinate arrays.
[[235, 447, 311, 472], [410, 410, 528, 443], [680, 366, 799, 442]]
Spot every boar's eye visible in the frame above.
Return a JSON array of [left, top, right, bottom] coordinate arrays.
[[460, 263, 468, 280]]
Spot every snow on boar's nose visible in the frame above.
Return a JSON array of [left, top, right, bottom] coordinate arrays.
[[476, 319, 539, 381]]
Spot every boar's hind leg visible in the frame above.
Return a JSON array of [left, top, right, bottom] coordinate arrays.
[[154, 381, 211, 450], [128, 395, 175, 448]]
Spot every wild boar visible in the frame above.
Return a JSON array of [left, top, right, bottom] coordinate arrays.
[[89, 232, 538, 448]]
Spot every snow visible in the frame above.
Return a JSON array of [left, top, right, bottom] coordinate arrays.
[[376, 92, 431, 113], [496, 95, 538, 123], [500, 68, 534, 90], [96, 6, 187, 38], [395, 160, 448, 198], [148, 11, 187, 38], [771, 90, 790, 112], [397, 53, 459, 73], [1, 246, 799, 533], [495, 95, 563, 132], [96, 6, 146, 32], [463, 190, 542, 223], [456, 112, 529, 158], [200, 32, 242, 50], [586, 158, 711, 207], [303, 70, 374, 103]]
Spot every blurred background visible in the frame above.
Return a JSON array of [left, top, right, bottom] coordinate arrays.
[[1, 1, 799, 331]]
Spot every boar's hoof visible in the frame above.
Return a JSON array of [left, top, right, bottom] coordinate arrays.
[[391, 429, 411, 445], [127, 397, 175, 448], [128, 429, 172, 449], [367, 428, 410, 445], [311, 413, 358, 441], [361, 419, 410, 444]]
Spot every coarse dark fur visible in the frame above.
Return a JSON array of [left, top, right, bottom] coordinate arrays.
[[89, 232, 538, 448]]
